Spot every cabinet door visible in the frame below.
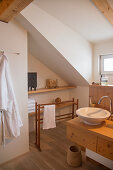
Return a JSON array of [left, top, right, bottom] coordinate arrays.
[[97, 137, 113, 161], [67, 126, 97, 152]]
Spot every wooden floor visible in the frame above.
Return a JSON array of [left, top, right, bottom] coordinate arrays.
[[0, 121, 104, 170]]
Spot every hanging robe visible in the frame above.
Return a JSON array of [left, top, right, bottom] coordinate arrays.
[[0, 53, 23, 145]]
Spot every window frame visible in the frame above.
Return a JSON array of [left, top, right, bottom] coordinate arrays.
[[100, 54, 113, 75]]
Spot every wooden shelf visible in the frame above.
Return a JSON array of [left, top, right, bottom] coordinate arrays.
[[28, 86, 76, 95]]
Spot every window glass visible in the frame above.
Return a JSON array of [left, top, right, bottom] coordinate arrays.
[[100, 54, 113, 74], [104, 58, 113, 71]]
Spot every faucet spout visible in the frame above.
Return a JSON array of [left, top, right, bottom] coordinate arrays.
[[98, 96, 112, 117]]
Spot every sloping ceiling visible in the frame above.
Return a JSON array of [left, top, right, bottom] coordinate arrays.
[[16, 14, 88, 86], [17, 2, 93, 84], [34, 0, 113, 43], [16, 0, 113, 87]]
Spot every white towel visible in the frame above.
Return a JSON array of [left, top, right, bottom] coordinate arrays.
[[28, 106, 35, 111], [28, 104, 35, 109], [28, 101, 35, 105], [28, 103, 35, 107], [43, 105, 56, 129], [28, 98, 35, 104], [28, 108, 35, 113], [28, 98, 35, 101], [28, 98, 35, 113]]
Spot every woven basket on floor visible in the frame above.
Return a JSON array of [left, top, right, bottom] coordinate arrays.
[[67, 145, 82, 167]]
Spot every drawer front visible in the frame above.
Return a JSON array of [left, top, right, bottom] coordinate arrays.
[[97, 137, 113, 161], [67, 126, 97, 152]]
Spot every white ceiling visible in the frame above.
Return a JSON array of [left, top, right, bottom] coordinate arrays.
[[34, 0, 113, 43]]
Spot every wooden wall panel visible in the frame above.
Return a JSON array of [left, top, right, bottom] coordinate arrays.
[[89, 85, 113, 113]]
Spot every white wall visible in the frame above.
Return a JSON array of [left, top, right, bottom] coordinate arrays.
[[28, 53, 75, 131], [0, 20, 29, 164], [28, 53, 90, 132], [21, 3, 93, 84], [71, 86, 89, 108], [28, 53, 67, 88], [28, 52, 89, 103], [93, 39, 113, 84]]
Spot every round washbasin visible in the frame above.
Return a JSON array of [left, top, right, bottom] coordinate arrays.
[[76, 107, 110, 125]]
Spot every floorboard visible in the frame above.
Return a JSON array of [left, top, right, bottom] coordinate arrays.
[[0, 121, 104, 170]]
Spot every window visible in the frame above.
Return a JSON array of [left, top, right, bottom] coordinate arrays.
[[100, 54, 113, 74]]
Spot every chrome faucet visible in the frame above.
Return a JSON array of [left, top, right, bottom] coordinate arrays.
[[98, 96, 112, 118]]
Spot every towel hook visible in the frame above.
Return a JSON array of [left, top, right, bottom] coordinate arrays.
[[0, 50, 20, 55], [0, 49, 4, 56]]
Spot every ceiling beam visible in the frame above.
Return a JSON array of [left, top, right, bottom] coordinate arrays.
[[92, 0, 113, 26], [0, 0, 33, 23]]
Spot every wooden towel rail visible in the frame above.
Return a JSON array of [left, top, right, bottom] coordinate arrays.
[[35, 98, 78, 151]]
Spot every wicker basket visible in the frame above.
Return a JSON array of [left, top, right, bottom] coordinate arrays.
[[67, 145, 82, 167]]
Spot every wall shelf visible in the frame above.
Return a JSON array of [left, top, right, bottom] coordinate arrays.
[[28, 86, 76, 95]]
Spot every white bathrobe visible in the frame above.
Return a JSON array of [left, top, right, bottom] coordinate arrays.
[[0, 54, 23, 145]]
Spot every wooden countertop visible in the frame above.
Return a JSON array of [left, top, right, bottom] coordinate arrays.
[[67, 118, 113, 142]]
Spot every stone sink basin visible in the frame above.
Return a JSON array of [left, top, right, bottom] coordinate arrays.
[[76, 107, 110, 125]]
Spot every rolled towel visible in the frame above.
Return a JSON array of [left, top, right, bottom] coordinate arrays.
[[28, 98, 35, 113], [28, 100, 35, 106], [28, 107, 35, 110], [28, 103, 35, 107], [28, 102, 35, 106], [28, 111, 35, 113], [28, 98, 35, 104], [28, 107, 35, 111], [28, 108, 35, 113]]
